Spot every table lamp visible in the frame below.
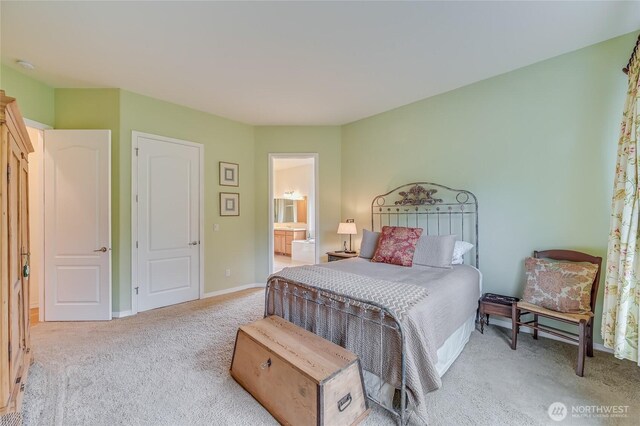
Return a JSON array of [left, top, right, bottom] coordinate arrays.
[[337, 219, 357, 254]]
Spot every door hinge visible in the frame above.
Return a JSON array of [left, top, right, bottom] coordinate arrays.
[[135, 194, 138, 202], [134, 286, 139, 295], [6, 164, 10, 183], [8, 342, 11, 359], [135, 148, 139, 156], [136, 241, 138, 249]]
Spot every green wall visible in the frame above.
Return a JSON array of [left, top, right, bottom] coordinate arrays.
[[54, 89, 256, 312], [2, 31, 637, 335], [119, 90, 256, 311], [254, 126, 342, 281], [341, 32, 637, 344], [1, 64, 55, 126]]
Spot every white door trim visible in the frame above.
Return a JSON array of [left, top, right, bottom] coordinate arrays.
[[23, 118, 53, 131], [131, 131, 204, 315], [268, 153, 320, 274], [23, 118, 52, 322]]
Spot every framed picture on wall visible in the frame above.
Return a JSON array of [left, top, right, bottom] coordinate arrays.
[[220, 192, 240, 216], [219, 162, 239, 186]]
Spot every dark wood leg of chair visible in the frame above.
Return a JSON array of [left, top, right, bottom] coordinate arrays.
[[533, 314, 538, 340], [577, 320, 586, 376], [511, 303, 518, 350], [587, 318, 594, 357], [486, 314, 490, 326]]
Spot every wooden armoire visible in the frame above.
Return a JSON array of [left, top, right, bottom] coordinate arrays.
[[0, 90, 33, 415]]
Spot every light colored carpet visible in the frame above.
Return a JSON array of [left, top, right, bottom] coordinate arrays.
[[15, 289, 640, 426]]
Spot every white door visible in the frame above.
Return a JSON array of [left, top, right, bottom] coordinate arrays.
[[134, 132, 201, 312], [44, 130, 111, 321]]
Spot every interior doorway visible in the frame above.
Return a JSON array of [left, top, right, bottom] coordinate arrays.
[[269, 154, 319, 274], [25, 120, 49, 323], [25, 121, 114, 322]]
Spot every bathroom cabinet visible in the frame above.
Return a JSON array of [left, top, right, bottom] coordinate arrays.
[[274, 229, 306, 256]]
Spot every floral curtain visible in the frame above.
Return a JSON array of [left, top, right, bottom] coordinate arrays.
[[603, 49, 640, 365]]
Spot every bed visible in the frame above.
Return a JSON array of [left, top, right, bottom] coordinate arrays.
[[265, 182, 481, 425]]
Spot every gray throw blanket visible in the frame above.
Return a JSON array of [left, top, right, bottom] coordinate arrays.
[[272, 265, 428, 320], [268, 265, 440, 424]]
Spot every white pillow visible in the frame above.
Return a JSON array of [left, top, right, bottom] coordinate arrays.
[[413, 234, 457, 268], [452, 241, 474, 264]]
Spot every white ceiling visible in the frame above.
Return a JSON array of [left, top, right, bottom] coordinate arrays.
[[1, 1, 639, 125]]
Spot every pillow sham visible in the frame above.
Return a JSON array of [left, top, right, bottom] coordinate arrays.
[[371, 226, 423, 267], [413, 234, 457, 268], [359, 229, 380, 259], [522, 257, 598, 314], [451, 241, 474, 265]]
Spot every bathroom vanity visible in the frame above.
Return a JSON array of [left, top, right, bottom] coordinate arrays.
[[274, 228, 307, 256]]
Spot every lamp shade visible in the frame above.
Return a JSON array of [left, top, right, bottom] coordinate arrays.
[[337, 222, 357, 235]]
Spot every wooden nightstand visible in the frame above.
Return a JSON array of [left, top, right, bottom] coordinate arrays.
[[327, 251, 358, 262], [478, 293, 519, 334]]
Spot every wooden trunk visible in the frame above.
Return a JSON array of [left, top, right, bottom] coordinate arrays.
[[0, 90, 33, 415], [231, 316, 369, 426]]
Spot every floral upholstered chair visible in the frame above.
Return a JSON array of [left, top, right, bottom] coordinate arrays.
[[510, 250, 602, 376]]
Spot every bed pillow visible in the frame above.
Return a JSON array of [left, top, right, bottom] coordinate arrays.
[[451, 241, 474, 265], [371, 226, 423, 267], [359, 229, 380, 259], [413, 234, 457, 268], [522, 257, 598, 314]]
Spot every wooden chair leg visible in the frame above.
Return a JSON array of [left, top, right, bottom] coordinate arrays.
[[511, 303, 519, 350], [576, 320, 586, 376], [533, 314, 538, 340], [586, 318, 594, 357]]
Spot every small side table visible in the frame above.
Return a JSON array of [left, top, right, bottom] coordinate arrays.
[[478, 293, 519, 334], [327, 251, 358, 262]]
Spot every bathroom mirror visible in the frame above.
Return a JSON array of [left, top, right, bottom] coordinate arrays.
[[274, 198, 307, 223]]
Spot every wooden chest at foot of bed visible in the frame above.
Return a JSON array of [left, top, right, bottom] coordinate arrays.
[[230, 315, 370, 425]]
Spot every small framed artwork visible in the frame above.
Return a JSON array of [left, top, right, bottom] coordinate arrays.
[[220, 192, 240, 216], [219, 161, 239, 186]]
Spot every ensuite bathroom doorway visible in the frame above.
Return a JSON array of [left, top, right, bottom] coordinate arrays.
[[269, 154, 319, 274]]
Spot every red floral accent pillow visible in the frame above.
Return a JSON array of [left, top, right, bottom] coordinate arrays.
[[371, 226, 423, 267]]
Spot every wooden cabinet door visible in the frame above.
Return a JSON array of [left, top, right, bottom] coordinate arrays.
[[19, 154, 30, 349], [7, 133, 25, 386], [284, 232, 293, 256], [274, 232, 283, 254]]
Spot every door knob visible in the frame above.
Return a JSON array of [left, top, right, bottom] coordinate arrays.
[[189, 241, 199, 246], [93, 247, 109, 253]]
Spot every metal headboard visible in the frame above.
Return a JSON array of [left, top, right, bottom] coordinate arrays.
[[371, 182, 479, 268]]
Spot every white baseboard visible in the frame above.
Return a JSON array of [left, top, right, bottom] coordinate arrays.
[[111, 284, 264, 319], [202, 283, 265, 299], [488, 317, 613, 354]]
